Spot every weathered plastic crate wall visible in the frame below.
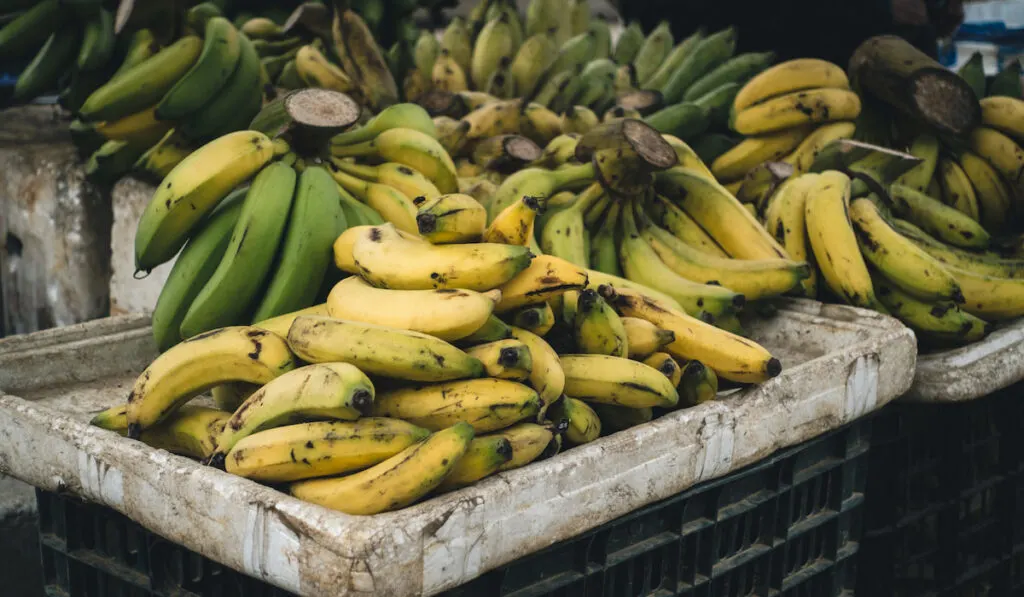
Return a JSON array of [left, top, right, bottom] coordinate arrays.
[[859, 382, 1024, 597], [0, 106, 111, 337], [36, 420, 871, 597]]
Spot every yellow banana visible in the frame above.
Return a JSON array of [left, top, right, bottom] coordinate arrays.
[[466, 339, 533, 381], [288, 315, 484, 381], [290, 422, 474, 515], [895, 134, 940, 192], [134, 129, 195, 181], [710, 126, 812, 182], [643, 352, 682, 386], [433, 49, 469, 92], [548, 396, 600, 445], [510, 326, 565, 416], [331, 127, 459, 194], [969, 127, 1024, 196], [372, 379, 541, 432], [495, 254, 589, 312], [783, 121, 857, 174], [352, 223, 533, 291], [763, 174, 819, 296], [126, 327, 295, 436], [328, 162, 419, 233], [492, 422, 555, 471], [732, 88, 861, 136], [416, 193, 487, 243], [573, 288, 629, 357], [937, 157, 980, 222], [95, 105, 172, 148], [622, 316, 675, 359], [92, 404, 228, 460], [980, 96, 1024, 143], [646, 194, 728, 257], [435, 435, 514, 490], [295, 44, 356, 93], [958, 150, 1014, 234], [733, 58, 850, 112], [560, 354, 678, 408], [872, 273, 987, 346], [508, 303, 555, 337], [484, 195, 545, 245]]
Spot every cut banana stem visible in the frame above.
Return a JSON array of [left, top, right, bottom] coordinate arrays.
[[284, 89, 361, 155]]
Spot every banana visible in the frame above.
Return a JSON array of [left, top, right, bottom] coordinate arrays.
[[511, 33, 557, 98], [151, 189, 245, 352], [85, 139, 146, 184], [331, 7, 398, 111], [849, 197, 963, 302], [94, 105, 173, 149], [331, 160, 441, 203], [646, 194, 728, 257], [239, 17, 283, 39], [639, 212, 809, 300], [250, 167, 343, 323], [134, 130, 194, 181], [471, 134, 543, 171], [414, 193, 487, 243], [508, 303, 556, 337], [969, 127, 1024, 196], [373, 379, 540, 432], [659, 27, 738, 103], [327, 166, 418, 233], [441, 16, 473, 73], [763, 174, 818, 297], [548, 397, 599, 444], [488, 163, 596, 221], [678, 360, 718, 406], [895, 134, 940, 192], [252, 303, 329, 338], [134, 130, 274, 272], [783, 121, 857, 174], [485, 56, 516, 99], [224, 417, 427, 483], [465, 339, 533, 381], [643, 352, 682, 386], [958, 150, 1014, 235], [584, 269, 686, 313], [612, 21, 644, 65], [76, 6, 114, 70], [13, 25, 80, 103], [601, 285, 780, 383], [209, 362, 374, 462], [592, 404, 652, 433], [352, 223, 532, 291], [155, 17, 240, 121], [484, 195, 545, 245], [733, 58, 850, 112], [589, 200, 622, 276], [632, 21, 673, 88], [560, 354, 678, 408], [179, 162, 296, 337], [541, 183, 605, 267], [509, 326, 565, 416], [458, 314, 515, 346], [331, 128, 458, 194], [937, 157, 981, 221], [732, 88, 861, 136], [433, 49, 469, 92], [894, 220, 1024, 279], [872, 273, 987, 345], [711, 126, 812, 182], [471, 14, 516, 89], [655, 167, 789, 260], [889, 183, 991, 249], [803, 170, 881, 309], [525, 0, 564, 40], [491, 422, 555, 471], [212, 382, 258, 411], [495, 255, 588, 312], [0, 0, 61, 59], [290, 422, 474, 515], [333, 225, 424, 273], [92, 404, 229, 460], [413, 30, 439, 80], [436, 435, 514, 490], [683, 51, 775, 103], [434, 117, 472, 156], [331, 104, 437, 147], [126, 327, 295, 435], [642, 29, 704, 92], [573, 289, 628, 357], [327, 276, 498, 342], [621, 317, 674, 360], [295, 43, 355, 94], [980, 96, 1024, 143]]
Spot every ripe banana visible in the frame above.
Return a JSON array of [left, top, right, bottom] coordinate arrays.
[[895, 134, 940, 192], [850, 197, 963, 302], [333, 224, 424, 273], [458, 315, 515, 347], [495, 254, 588, 312], [548, 396, 600, 444], [937, 157, 981, 222], [678, 360, 719, 406], [621, 317, 674, 359], [601, 285, 780, 383], [492, 422, 555, 471], [210, 362, 374, 462], [980, 96, 1024, 143], [436, 435, 514, 490], [290, 422, 474, 515], [711, 126, 811, 182], [416, 193, 487, 243], [328, 165, 418, 233], [560, 354, 677, 408], [353, 223, 532, 291], [508, 303, 556, 337], [783, 121, 857, 174], [335, 161, 441, 203], [127, 327, 295, 435], [433, 49, 470, 92], [93, 404, 229, 460], [733, 58, 850, 112], [331, 104, 437, 147], [331, 128, 458, 194], [763, 174, 818, 297], [732, 88, 861, 136], [156, 17, 241, 121], [969, 127, 1024, 196], [253, 303, 329, 338], [646, 194, 728, 257], [872, 274, 987, 346], [372, 378, 541, 432], [471, 14, 516, 89], [327, 276, 498, 341], [151, 188, 245, 352], [958, 150, 1014, 235], [295, 43, 355, 94], [803, 170, 880, 309], [180, 162, 296, 338], [466, 339, 533, 381], [656, 167, 789, 260], [134, 130, 194, 181], [573, 289, 628, 357], [331, 7, 398, 111], [510, 326, 565, 415], [889, 183, 991, 249], [485, 195, 545, 245], [644, 352, 682, 386], [134, 130, 274, 272], [250, 167, 344, 323]]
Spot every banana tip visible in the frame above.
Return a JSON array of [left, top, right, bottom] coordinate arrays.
[[416, 212, 437, 233], [767, 357, 782, 378], [126, 423, 142, 440], [207, 453, 227, 470]]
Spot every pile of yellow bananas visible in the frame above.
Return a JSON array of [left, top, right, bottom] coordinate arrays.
[[748, 93, 1024, 348]]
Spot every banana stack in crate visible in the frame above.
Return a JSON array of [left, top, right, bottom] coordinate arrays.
[[88, 89, 791, 516]]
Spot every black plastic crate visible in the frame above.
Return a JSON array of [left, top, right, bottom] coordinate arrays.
[[37, 420, 871, 597], [859, 383, 1024, 597]]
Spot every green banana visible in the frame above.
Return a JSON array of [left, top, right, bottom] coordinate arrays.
[[76, 7, 114, 71], [660, 27, 738, 103], [589, 18, 611, 60], [644, 102, 711, 140], [156, 17, 241, 121], [180, 162, 297, 338], [85, 139, 146, 186], [693, 82, 742, 126], [642, 29, 704, 91], [0, 0, 61, 59], [178, 30, 262, 142], [151, 189, 245, 352], [13, 24, 79, 102], [612, 22, 644, 65], [889, 183, 991, 249], [632, 20, 673, 88], [682, 51, 775, 102]]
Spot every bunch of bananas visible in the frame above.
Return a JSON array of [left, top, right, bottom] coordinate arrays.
[[707, 58, 862, 198]]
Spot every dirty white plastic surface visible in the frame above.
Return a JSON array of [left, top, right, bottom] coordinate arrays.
[[0, 300, 915, 597], [903, 316, 1024, 403]]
